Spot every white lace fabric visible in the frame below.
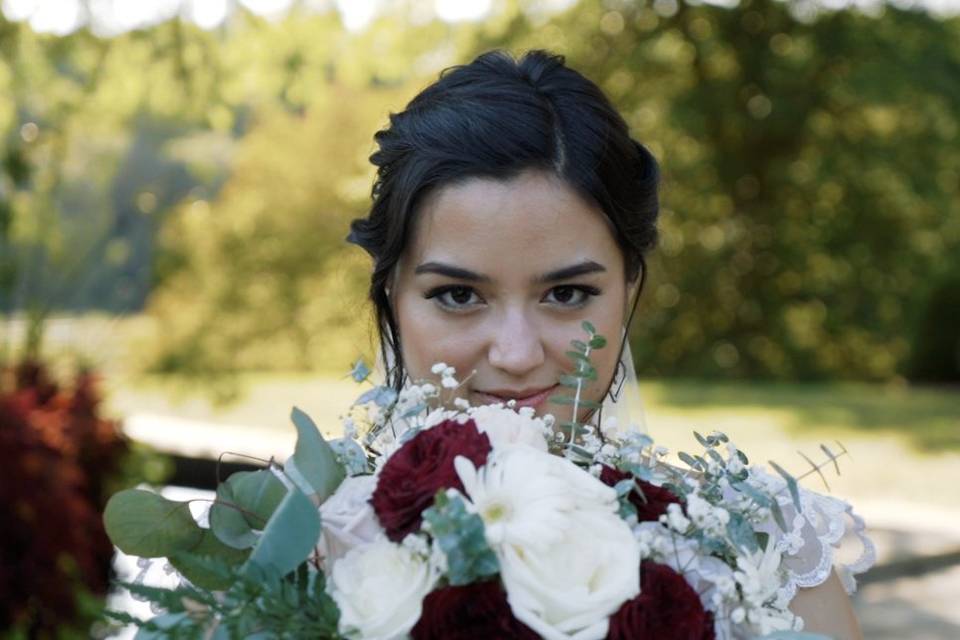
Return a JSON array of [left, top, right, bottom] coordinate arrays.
[[753, 468, 877, 599]]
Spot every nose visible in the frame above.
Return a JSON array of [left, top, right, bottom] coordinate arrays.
[[487, 307, 545, 377]]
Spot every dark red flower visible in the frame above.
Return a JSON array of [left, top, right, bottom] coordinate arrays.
[[599, 465, 682, 522], [411, 581, 540, 640], [607, 561, 715, 640], [370, 419, 491, 541]]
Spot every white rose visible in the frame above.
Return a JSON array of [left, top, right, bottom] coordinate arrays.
[[455, 447, 640, 640], [467, 404, 549, 452], [317, 475, 383, 567], [327, 537, 437, 640]]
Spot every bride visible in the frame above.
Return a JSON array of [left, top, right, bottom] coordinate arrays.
[[348, 49, 870, 639]]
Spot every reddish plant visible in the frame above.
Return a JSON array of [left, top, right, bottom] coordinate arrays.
[[1, 360, 130, 636]]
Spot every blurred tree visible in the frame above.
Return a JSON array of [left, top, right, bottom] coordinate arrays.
[[501, 0, 960, 381], [4, 1, 959, 383], [142, 8, 470, 384]]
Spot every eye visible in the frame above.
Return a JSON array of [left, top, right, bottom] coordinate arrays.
[[543, 285, 600, 308], [425, 285, 484, 311]]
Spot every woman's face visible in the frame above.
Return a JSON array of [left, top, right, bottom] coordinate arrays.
[[392, 169, 632, 419]]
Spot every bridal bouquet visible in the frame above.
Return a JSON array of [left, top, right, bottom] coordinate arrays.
[[104, 324, 838, 640]]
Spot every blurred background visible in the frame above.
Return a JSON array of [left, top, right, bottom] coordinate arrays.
[[1, 0, 957, 637]]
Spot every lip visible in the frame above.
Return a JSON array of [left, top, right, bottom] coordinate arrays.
[[473, 384, 560, 410]]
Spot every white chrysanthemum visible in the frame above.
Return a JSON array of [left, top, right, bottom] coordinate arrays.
[[455, 447, 640, 640], [734, 540, 784, 608], [327, 537, 437, 640], [466, 404, 550, 452]]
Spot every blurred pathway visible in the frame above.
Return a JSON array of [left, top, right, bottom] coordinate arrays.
[[853, 501, 960, 639]]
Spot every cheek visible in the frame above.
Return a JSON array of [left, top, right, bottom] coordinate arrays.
[[395, 299, 486, 382]]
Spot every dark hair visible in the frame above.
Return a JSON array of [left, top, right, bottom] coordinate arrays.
[[348, 49, 659, 390]]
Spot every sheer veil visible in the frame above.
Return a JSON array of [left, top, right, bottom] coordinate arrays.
[[595, 332, 648, 436]]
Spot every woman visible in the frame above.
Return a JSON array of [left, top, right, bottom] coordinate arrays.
[[348, 49, 869, 639]]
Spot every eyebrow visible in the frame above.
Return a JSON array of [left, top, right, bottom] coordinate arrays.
[[413, 260, 606, 284]]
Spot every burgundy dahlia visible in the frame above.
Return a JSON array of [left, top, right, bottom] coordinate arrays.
[[370, 419, 491, 541], [607, 561, 715, 640], [411, 581, 540, 640], [599, 465, 682, 522]]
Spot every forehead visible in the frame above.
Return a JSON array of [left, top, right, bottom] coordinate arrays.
[[406, 170, 622, 273]]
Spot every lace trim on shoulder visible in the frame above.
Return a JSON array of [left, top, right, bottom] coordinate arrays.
[[752, 468, 877, 599]]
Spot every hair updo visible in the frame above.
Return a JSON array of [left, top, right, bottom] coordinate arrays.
[[348, 49, 659, 390]]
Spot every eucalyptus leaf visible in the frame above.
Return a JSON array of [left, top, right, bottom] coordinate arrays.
[[169, 530, 250, 590], [565, 444, 596, 461], [232, 469, 289, 527], [678, 451, 701, 471], [588, 335, 607, 349], [770, 499, 789, 532], [548, 394, 601, 409], [421, 491, 498, 586], [732, 481, 772, 509], [329, 438, 369, 475], [769, 460, 802, 512], [820, 444, 841, 474], [613, 478, 636, 497], [706, 448, 724, 465], [104, 489, 204, 558], [349, 359, 371, 383], [576, 364, 598, 380], [558, 373, 584, 387], [244, 486, 321, 578], [558, 420, 590, 435], [582, 320, 596, 334], [132, 613, 191, 639], [209, 480, 259, 550], [621, 462, 653, 482], [289, 406, 346, 502], [355, 385, 397, 407], [399, 402, 427, 418], [725, 512, 759, 553], [281, 457, 316, 497], [571, 339, 588, 353]]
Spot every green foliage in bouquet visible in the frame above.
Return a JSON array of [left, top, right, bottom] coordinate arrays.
[[421, 491, 499, 586], [103, 407, 347, 637], [549, 320, 609, 459], [107, 562, 339, 639]]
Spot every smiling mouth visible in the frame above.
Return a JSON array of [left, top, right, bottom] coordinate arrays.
[[473, 385, 560, 409]]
